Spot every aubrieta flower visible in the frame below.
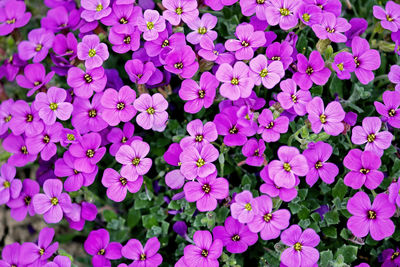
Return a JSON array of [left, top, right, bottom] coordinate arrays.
[[266, 41, 294, 70], [303, 141, 339, 187], [388, 180, 400, 207], [144, 30, 186, 59], [213, 216, 258, 253], [373, 1, 400, 32], [345, 18, 368, 47], [101, 2, 141, 29], [347, 191, 395, 241], [165, 45, 199, 78], [0, 0, 31, 36], [216, 61, 254, 101], [268, 146, 308, 189], [125, 59, 156, 84], [186, 13, 217, 45], [121, 237, 163, 267], [257, 108, 289, 143], [2, 134, 37, 167], [107, 122, 139, 156], [162, 0, 199, 26], [198, 37, 235, 65], [242, 138, 265, 167], [0, 163, 21, 205], [53, 32, 78, 59], [312, 13, 351, 43], [32, 179, 72, 223], [18, 28, 55, 63], [26, 123, 62, 161], [239, 0, 269, 20], [134, 93, 168, 132], [16, 63, 55, 97], [293, 50, 331, 90], [248, 195, 291, 240], [343, 149, 384, 190], [72, 93, 108, 133], [6, 179, 39, 221], [44, 255, 71, 267], [77, 34, 109, 69], [67, 67, 107, 99], [388, 65, 400, 91], [40, 6, 78, 33], [109, 26, 141, 54], [81, 0, 112, 22], [374, 90, 400, 128], [84, 229, 122, 267], [10, 100, 44, 137], [137, 10, 166, 41], [298, 4, 322, 26], [180, 120, 218, 150], [332, 51, 356, 80], [351, 37, 381, 85], [0, 243, 24, 267], [230, 190, 259, 224], [265, 0, 301, 30], [225, 23, 266, 60], [304, 0, 342, 16], [381, 248, 400, 267], [102, 168, 143, 202], [249, 55, 284, 89], [277, 78, 312, 116], [260, 165, 298, 202], [0, 99, 13, 135], [280, 225, 320, 267], [101, 86, 137, 126], [351, 117, 393, 157], [306, 96, 345, 136], [183, 230, 222, 267], [67, 202, 98, 231]]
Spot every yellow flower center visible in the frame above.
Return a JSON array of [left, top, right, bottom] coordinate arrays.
[[306, 66, 314, 75], [198, 89, 205, 98], [43, 135, 50, 144], [272, 56, 281, 61], [196, 158, 205, 167], [132, 158, 140, 166], [294, 242, 302, 251], [124, 36, 131, 44], [88, 49, 96, 57], [140, 253, 146, 260], [195, 135, 203, 142], [39, 248, 45, 255], [119, 17, 128, 24], [315, 161, 323, 169], [256, 0, 265, 3], [120, 177, 127, 186], [26, 114, 33, 122], [245, 203, 252, 211], [162, 40, 169, 47], [96, 4, 103, 12], [387, 15, 394, 22], [360, 168, 370, 174], [21, 146, 28, 154], [84, 74, 93, 83], [389, 109, 396, 117], [146, 107, 155, 114], [3, 181, 10, 188], [67, 134, 75, 141], [35, 44, 42, 52], [117, 102, 125, 110], [231, 234, 240, 241], [6, 18, 16, 24], [291, 95, 297, 103], [49, 103, 58, 111], [265, 121, 274, 129], [367, 134, 376, 143], [4, 115, 11, 122], [202, 184, 211, 193], [51, 197, 58, 206], [319, 114, 327, 124], [147, 21, 154, 30], [260, 68, 268, 78], [368, 210, 376, 219], [337, 63, 344, 71], [280, 8, 290, 16], [34, 81, 41, 86], [174, 62, 183, 69], [229, 126, 238, 134], [176, 7, 183, 15], [263, 213, 272, 222], [86, 149, 95, 158], [201, 249, 208, 257], [98, 249, 105, 255], [283, 163, 291, 172], [198, 27, 207, 34], [326, 27, 335, 33], [89, 109, 97, 118], [231, 78, 239, 85], [302, 13, 310, 22]]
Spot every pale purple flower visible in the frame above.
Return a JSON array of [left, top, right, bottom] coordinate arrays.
[[265, 0, 301, 31], [260, 165, 298, 202], [257, 108, 289, 143], [374, 90, 400, 128], [266, 41, 294, 70], [0, 163, 21, 205], [6, 179, 39, 221], [9, 100, 44, 137], [373, 1, 400, 32], [242, 138, 265, 167], [249, 55, 284, 89], [125, 59, 156, 84], [18, 28, 54, 63], [121, 237, 162, 267], [239, 0, 269, 20], [16, 63, 55, 97], [137, 10, 166, 41], [388, 180, 400, 208], [134, 93, 168, 132], [44, 255, 71, 267], [109, 26, 140, 53], [162, 0, 199, 26], [0, 243, 24, 267], [312, 13, 351, 43], [81, 0, 112, 22], [0, 99, 13, 135], [53, 32, 78, 59], [298, 4, 322, 26], [277, 79, 312, 116], [332, 51, 356, 80], [101, 86, 137, 126], [0, 0, 31, 36], [77, 34, 109, 69], [67, 67, 107, 99], [180, 119, 218, 150], [198, 37, 235, 64], [388, 65, 400, 91], [186, 13, 218, 45], [230, 190, 259, 224], [351, 37, 381, 85], [26, 123, 62, 161], [2, 134, 37, 167], [102, 168, 143, 202], [304, 0, 342, 16]]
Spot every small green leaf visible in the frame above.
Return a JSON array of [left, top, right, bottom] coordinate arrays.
[[324, 211, 339, 226], [335, 245, 358, 263], [332, 178, 347, 200]]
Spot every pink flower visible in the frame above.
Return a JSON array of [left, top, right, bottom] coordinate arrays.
[[77, 34, 109, 69], [183, 230, 222, 267], [257, 108, 289, 142], [277, 79, 312, 116], [180, 119, 218, 150], [134, 93, 168, 132], [101, 86, 137, 126], [230, 190, 259, 224], [101, 168, 143, 202], [162, 0, 199, 26], [137, 10, 166, 41], [249, 55, 284, 89], [260, 165, 298, 202], [121, 237, 162, 267]]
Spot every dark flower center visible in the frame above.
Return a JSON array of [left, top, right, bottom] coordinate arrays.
[[201, 249, 208, 257], [121, 137, 127, 143], [84, 74, 93, 83], [21, 146, 28, 155], [98, 249, 105, 255], [367, 134, 376, 143], [24, 196, 31, 205], [315, 161, 323, 169], [367, 210, 376, 219], [389, 109, 396, 117], [326, 27, 335, 33], [39, 248, 45, 255], [124, 36, 131, 44], [175, 7, 183, 15], [162, 40, 169, 47], [4, 115, 11, 122], [34, 81, 41, 86], [198, 89, 205, 98], [256, 0, 265, 3], [387, 15, 394, 22], [202, 184, 211, 193], [140, 253, 146, 260], [195, 135, 203, 142], [117, 102, 125, 110], [306, 66, 314, 75], [265, 121, 274, 129], [120, 177, 127, 186], [354, 56, 360, 67], [86, 149, 95, 158], [229, 126, 238, 134], [89, 109, 97, 118], [241, 40, 250, 47], [73, 169, 79, 174], [231, 234, 240, 241], [291, 95, 297, 103], [360, 168, 370, 174], [263, 213, 272, 222], [283, 163, 291, 172], [43, 135, 50, 144], [35, 44, 43, 52], [26, 114, 33, 122], [196, 158, 205, 167], [254, 149, 259, 156], [174, 62, 183, 69], [119, 17, 128, 24], [294, 242, 302, 251]]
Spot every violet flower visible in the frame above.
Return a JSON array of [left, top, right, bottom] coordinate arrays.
[[101, 2, 141, 30], [9, 100, 44, 137], [101, 86, 137, 126], [239, 0, 269, 20], [265, 0, 301, 30], [388, 180, 400, 208], [277, 78, 312, 116], [0, 99, 13, 135], [81, 0, 112, 22], [2, 134, 37, 167], [44, 255, 71, 267], [266, 41, 293, 70], [373, 1, 400, 32], [304, 0, 342, 17], [198, 37, 235, 65], [109, 26, 140, 53], [381, 248, 400, 266], [242, 138, 265, 167], [102, 168, 143, 202], [121, 237, 163, 267], [144, 30, 186, 59], [26, 123, 62, 161], [186, 13, 217, 45], [312, 13, 351, 43], [162, 0, 199, 26], [67, 66, 107, 99], [41, 6, 79, 32], [16, 63, 55, 97], [125, 59, 156, 84], [0, 163, 21, 205], [257, 108, 289, 143], [230, 190, 259, 224], [298, 4, 322, 26], [374, 90, 400, 128], [260, 165, 298, 202], [332, 51, 356, 80], [77, 34, 109, 69], [180, 119, 218, 150], [107, 122, 139, 156], [164, 45, 199, 78], [84, 229, 122, 267], [137, 10, 166, 41], [249, 54, 284, 89], [134, 93, 169, 132], [18, 28, 54, 63], [345, 18, 368, 47], [351, 37, 381, 85], [7, 179, 39, 221], [388, 65, 400, 91], [0, 243, 24, 267], [0, 0, 31, 36], [183, 230, 222, 267]]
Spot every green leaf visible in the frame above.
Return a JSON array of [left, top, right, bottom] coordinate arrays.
[[127, 208, 141, 228], [324, 211, 339, 226], [142, 214, 158, 229], [322, 226, 337, 238], [103, 210, 117, 222], [335, 245, 358, 263], [332, 178, 347, 200], [297, 207, 310, 220], [319, 250, 333, 267], [134, 199, 150, 209], [288, 202, 301, 214]]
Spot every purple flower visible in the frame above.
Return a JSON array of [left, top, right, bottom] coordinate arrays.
[[125, 59, 156, 84], [121, 237, 163, 267], [265, 0, 301, 31], [257, 108, 289, 143], [351, 37, 381, 85], [7, 179, 39, 221], [240, 0, 269, 20], [312, 13, 350, 43], [388, 180, 400, 208], [266, 41, 294, 70], [332, 51, 356, 80], [101, 86, 137, 126], [144, 30, 186, 59], [44, 255, 71, 267], [20, 227, 59, 266], [260, 165, 298, 202], [347, 192, 395, 241], [41, 6, 78, 33], [109, 26, 140, 53], [225, 23, 266, 60], [277, 79, 312, 116], [230, 190, 259, 224], [67, 202, 98, 231], [298, 4, 322, 26], [373, 1, 400, 32], [180, 120, 218, 150], [304, 0, 342, 16], [293, 51, 331, 90], [306, 97, 345, 136], [107, 122, 139, 156], [0, 163, 21, 205], [77, 34, 109, 69], [26, 123, 62, 161], [0, 243, 23, 267], [242, 138, 265, 167], [198, 37, 235, 64], [0, 0, 31, 36], [248, 195, 291, 240], [381, 248, 400, 267], [69, 132, 106, 173], [351, 117, 393, 157], [102, 168, 143, 202], [213, 216, 258, 253], [18, 28, 54, 63], [374, 90, 400, 128], [101, 2, 141, 29], [388, 65, 400, 91], [9, 100, 44, 137], [343, 149, 384, 190], [165, 45, 199, 78], [134, 93, 168, 132], [67, 66, 107, 99], [81, 0, 112, 22], [268, 146, 308, 189], [183, 230, 222, 267], [0, 99, 13, 135], [184, 172, 229, 212], [249, 55, 284, 89], [216, 61, 254, 101], [179, 143, 219, 180], [345, 18, 368, 47], [186, 13, 217, 45], [303, 141, 339, 187], [173, 221, 188, 237], [162, 0, 199, 26], [280, 225, 320, 267], [2, 134, 37, 167], [32, 179, 72, 223], [84, 229, 122, 267], [16, 63, 55, 97], [137, 10, 166, 41]]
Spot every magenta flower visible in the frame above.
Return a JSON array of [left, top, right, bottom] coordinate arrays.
[[180, 120, 218, 150], [374, 90, 400, 128], [81, 0, 112, 22], [240, 0, 269, 20], [0, 243, 24, 267], [125, 59, 156, 84], [137, 10, 166, 41], [260, 165, 298, 202], [67, 202, 98, 231], [115, 140, 152, 180], [312, 13, 351, 43], [199, 37, 235, 64], [230, 190, 259, 224], [213, 216, 258, 253], [293, 51, 331, 90], [347, 192, 396, 241], [268, 146, 308, 189], [0, 0, 31, 36], [69, 132, 106, 173], [9, 100, 44, 137], [183, 230, 222, 267], [67, 67, 107, 99], [6, 179, 39, 221], [16, 63, 54, 97], [304, 0, 342, 16], [280, 225, 320, 267], [26, 123, 62, 161], [332, 51, 356, 80], [248, 195, 291, 240], [277, 79, 312, 116], [345, 18, 368, 47], [351, 37, 381, 85], [298, 4, 322, 26], [0, 99, 13, 135], [216, 61, 254, 101], [249, 55, 284, 89], [306, 97, 345, 136], [389, 65, 400, 91], [164, 45, 199, 78], [44, 255, 71, 267], [121, 237, 163, 267], [77, 34, 109, 69], [184, 173, 229, 212], [2, 134, 37, 167], [102, 168, 143, 202], [100, 2, 140, 29], [84, 229, 122, 267], [134, 93, 168, 131], [32, 179, 72, 223], [265, 0, 301, 30], [162, 0, 199, 25], [242, 138, 265, 167], [179, 143, 219, 180], [303, 141, 339, 187], [373, 1, 400, 32], [343, 149, 384, 190], [109, 26, 140, 54], [107, 122, 139, 156], [34, 87, 73, 125], [186, 13, 217, 45], [18, 28, 54, 63], [388, 180, 400, 208], [257, 109, 289, 143], [0, 163, 21, 205], [381, 248, 400, 267], [53, 32, 78, 59], [351, 117, 393, 157], [225, 23, 266, 60], [266, 41, 293, 70], [101, 86, 137, 126]]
